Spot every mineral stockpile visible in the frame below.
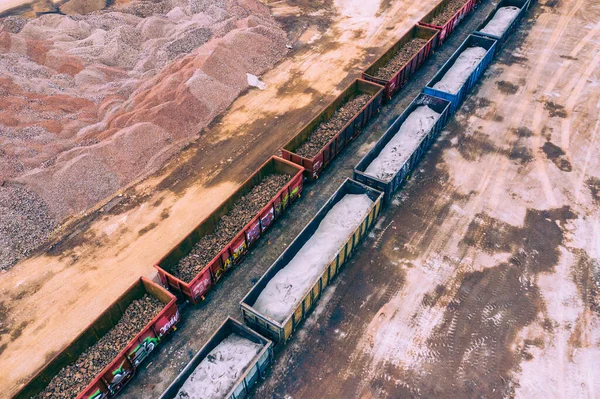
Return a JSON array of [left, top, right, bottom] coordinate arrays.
[[0, 0, 289, 270]]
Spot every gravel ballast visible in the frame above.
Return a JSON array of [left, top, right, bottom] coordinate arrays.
[[253, 194, 374, 323], [294, 94, 372, 158], [372, 38, 429, 80], [429, 0, 471, 26], [432, 46, 487, 94], [34, 295, 164, 399], [173, 174, 291, 282], [364, 106, 441, 181], [176, 333, 262, 399]]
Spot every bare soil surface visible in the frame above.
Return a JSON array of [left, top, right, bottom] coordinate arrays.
[[173, 173, 290, 282], [255, 0, 600, 398], [294, 94, 371, 158], [429, 0, 470, 26], [0, 0, 440, 396], [34, 294, 163, 399], [372, 37, 429, 80]]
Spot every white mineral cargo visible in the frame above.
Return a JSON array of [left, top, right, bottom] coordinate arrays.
[[432, 46, 487, 94], [480, 6, 520, 37], [253, 193, 374, 323], [364, 106, 441, 181]]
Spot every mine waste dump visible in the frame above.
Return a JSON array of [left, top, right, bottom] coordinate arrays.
[[173, 174, 291, 282]]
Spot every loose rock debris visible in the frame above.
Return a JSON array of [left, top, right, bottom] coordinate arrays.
[[34, 295, 163, 399], [173, 174, 291, 282], [429, 0, 470, 26], [294, 94, 372, 158], [372, 38, 429, 80]]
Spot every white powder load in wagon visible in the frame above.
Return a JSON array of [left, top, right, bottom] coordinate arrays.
[[432, 46, 487, 94], [176, 334, 262, 399], [253, 194, 374, 323], [364, 106, 441, 180], [480, 6, 521, 37]]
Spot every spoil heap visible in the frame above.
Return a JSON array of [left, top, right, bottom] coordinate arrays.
[[174, 174, 290, 282], [34, 294, 163, 399], [295, 94, 371, 158]]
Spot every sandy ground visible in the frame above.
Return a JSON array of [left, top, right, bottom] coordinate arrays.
[[255, 0, 600, 398], [0, 0, 33, 14], [0, 0, 445, 396]]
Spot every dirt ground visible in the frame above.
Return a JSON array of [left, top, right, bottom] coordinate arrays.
[[0, 0, 447, 396], [254, 0, 600, 398]]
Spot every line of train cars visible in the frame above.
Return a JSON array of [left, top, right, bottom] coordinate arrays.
[[15, 0, 532, 397]]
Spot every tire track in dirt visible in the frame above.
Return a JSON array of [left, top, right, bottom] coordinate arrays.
[[338, 2, 600, 396], [524, 0, 591, 206], [574, 97, 600, 203], [560, 49, 600, 152]]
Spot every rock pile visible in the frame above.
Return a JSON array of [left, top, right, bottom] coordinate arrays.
[[430, 0, 469, 26], [295, 94, 371, 158], [0, 0, 289, 270], [373, 38, 429, 80], [174, 174, 290, 282], [34, 294, 163, 399], [0, 185, 57, 270]]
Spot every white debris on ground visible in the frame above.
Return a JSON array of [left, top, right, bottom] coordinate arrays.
[[253, 194, 374, 323], [176, 334, 262, 399], [432, 46, 487, 94], [247, 74, 267, 90], [364, 105, 441, 181], [480, 6, 520, 37]]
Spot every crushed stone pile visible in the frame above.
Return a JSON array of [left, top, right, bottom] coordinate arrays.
[[176, 333, 262, 399], [364, 105, 441, 181], [480, 6, 520, 37], [34, 294, 163, 399], [253, 194, 373, 323], [372, 38, 429, 80], [294, 94, 371, 158], [429, 0, 470, 26], [0, 0, 289, 270], [174, 174, 291, 282], [432, 46, 487, 94], [0, 185, 57, 270]]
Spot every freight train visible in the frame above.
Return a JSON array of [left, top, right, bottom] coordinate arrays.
[[14, 0, 532, 397]]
